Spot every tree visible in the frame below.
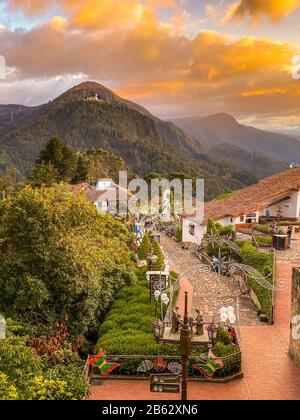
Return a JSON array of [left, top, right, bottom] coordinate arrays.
[[36, 137, 76, 182], [176, 227, 183, 243], [72, 153, 88, 184], [152, 242, 165, 271], [206, 219, 218, 237], [0, 167, 22, 199], [30, 162, 60, 188], [0, 334, 41, 397], [0, 185, 135, 336], [138, 235, 151, 260]]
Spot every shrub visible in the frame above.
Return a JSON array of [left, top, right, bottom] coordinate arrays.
[[0, 372, 18, 400], [0, 321, 89, 400], [96, 268, 173, 355], [138, 235, 151, 260], [218, 225, 233, 238], [214, 343, 242, 377], [255, 236, 273, 247], [240, 242, 274, 320], [42, 357, 89, 400], [152, 242, 165, 271], [176, 227, 183, 243], [217, 327, 233, 345], [0, 334, 41, 398], [254, 224, 271, 234], [28, 376, 73, 400]]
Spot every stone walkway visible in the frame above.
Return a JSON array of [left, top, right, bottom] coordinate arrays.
[[276, 231, 300, 264], [89, 234, 300, 400], [161, 236, 260, 326]]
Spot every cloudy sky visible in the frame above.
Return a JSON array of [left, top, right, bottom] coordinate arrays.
[[1, 0, 300, 133]]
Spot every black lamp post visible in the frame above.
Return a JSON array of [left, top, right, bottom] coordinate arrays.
[[207, 317, 218, 347], [153, 319, 164, 342], [180, 292, 191, 401]]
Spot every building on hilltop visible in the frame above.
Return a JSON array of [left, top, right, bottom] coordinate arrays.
[[85, 92, 100, 102]]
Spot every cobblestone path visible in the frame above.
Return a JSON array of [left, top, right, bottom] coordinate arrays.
[[161, 236, 260, 326], [89, 233, 300, 400]]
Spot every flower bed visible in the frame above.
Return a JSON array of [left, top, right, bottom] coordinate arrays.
[[94, 269, 242, 380], [90, 350, 242, 380]]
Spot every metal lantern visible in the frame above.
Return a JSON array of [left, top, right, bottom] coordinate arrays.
[[207, 317, 218, 346], [153, 319, 164, 341], [0, 315, 6, 340]]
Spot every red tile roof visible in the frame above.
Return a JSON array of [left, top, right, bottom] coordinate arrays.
[[185, 167, 300, 224], [72, 183, 133, 203]]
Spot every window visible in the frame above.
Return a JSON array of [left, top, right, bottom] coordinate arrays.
[[245, 213, 257, 224], [189, 224, 195, 236], [240, 215, 245, 223]]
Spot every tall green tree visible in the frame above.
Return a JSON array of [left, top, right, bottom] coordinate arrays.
[[0, 185, 135, 335], [72, 153, 88, 184], [36, 137, 76, 183], [30, 162, 60, 188]]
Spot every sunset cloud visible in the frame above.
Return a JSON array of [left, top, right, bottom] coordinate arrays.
[[228, 0, 300, 23], [1, 14, 298, 115], [1, 0, 300, 132], [8, 0, 54, 15]]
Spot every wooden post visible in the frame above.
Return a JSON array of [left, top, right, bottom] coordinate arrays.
[[180, 292, 191, 401]]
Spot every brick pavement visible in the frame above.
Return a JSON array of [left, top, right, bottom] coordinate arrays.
[[89, 235, 300, 400]]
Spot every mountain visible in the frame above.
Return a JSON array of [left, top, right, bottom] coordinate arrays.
[[172, 113, 300, 165], [208, 143, 287, 179], [0, 82, 282, 199]]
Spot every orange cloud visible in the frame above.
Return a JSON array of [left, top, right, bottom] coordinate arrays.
[[64, 0, 143, 30], [228, 0, 300, 22], [1, 4, 300, 120], [9, 0, 52, 15]]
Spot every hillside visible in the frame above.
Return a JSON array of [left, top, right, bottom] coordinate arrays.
[[0, 82, 278, 199], [172, 113, 300, 165]]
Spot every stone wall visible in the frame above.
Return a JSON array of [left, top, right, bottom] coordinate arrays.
[[289, 268, 300, 368]]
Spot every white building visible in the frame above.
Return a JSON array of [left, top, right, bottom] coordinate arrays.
[[73, 180, 132, 216], [182, 167, 300, 244]]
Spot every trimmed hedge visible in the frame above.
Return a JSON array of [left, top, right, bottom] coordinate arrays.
[[239, 242, 274, 320], [176, 227, 183, 243], [152, 242, 165, 271], [96, 269, 241, 376], [138, 235, 151, 260], [96, 268, 177, 355], [254, 225, 271, 234], [255, 236, 273, 247]]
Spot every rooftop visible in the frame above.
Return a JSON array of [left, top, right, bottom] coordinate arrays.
[[72, 182, 133, 202], [186, 167, 300, 224]]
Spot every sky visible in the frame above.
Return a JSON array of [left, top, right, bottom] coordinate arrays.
[[0, 0, 300, 133]]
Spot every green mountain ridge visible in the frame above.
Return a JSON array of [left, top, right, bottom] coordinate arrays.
[[0, 82, 287, 199], [172, 113, 300, 165]]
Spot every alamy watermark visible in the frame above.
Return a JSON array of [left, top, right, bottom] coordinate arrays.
[[0, 55, 6, 79], [96, 171, 204, 221]]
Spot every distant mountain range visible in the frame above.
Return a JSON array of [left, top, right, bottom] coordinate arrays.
[[0, 82, 293, 199], [172, 113, 300, 166]]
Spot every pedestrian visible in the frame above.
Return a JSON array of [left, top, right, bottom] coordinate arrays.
[[287, 225, 293, 246]]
